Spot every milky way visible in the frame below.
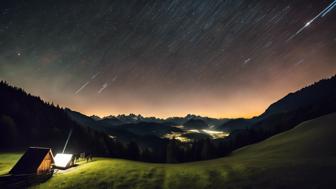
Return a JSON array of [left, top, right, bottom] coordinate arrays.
[[0, 0, 335, 118]]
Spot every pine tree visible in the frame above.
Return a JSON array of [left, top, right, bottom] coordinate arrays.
[[127, 141, 140, 160]]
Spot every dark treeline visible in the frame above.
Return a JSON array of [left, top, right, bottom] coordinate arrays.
[[1, 75, 336, 163], [0, 80, 109, 154], [100, 137, 228, 163]]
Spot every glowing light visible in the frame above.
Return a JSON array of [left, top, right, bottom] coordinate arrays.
[[175, 136, 191, 142], [173, 125, 184, 129], [163, 129, 230, 142], [305, 21, 311, 27], [108, 135, 116, 139], [189, 129, 201, 133], [54, 153, 73, 168], [162, 132, 191, 142], [202, 129, 230, 139]]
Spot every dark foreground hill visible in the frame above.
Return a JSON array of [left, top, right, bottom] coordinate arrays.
[[36, 112, 336, 188], [2, 112, 336, 189], [217, 75, 336, 153]]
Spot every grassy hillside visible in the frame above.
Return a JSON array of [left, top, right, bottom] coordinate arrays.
[[0, 153, 21, 175], [1, 113, 336, 189]]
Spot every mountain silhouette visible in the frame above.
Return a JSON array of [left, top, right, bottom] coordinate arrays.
[[219, 75, 336, 132], [1, 75, 335, 162]]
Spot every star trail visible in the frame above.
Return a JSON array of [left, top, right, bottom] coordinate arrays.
[[0, 0, 335, 118], [287, 0, 336, 41]]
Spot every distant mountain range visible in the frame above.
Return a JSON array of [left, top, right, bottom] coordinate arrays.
[[65, 109, 225, 147], [89, 113, 228, 127], [65, 107, 229, 144], [0, 75, 335, 162]]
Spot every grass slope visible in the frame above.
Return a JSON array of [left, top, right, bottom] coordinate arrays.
[[0, 153, 21, 175], [1, 113, 336, 189]]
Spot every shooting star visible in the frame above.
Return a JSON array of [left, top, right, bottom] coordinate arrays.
[[75, 72, 101, 94], [287, 0, 336, 41], [242, 58, 251, 66], [98, 82, 109, 94], [294, 59, 305, 66], [96, 74, 117, 94], [112, 75, 118, 82], [75, 81, 90, 94], [91, 72, 100, 79], [322, 0, 336, 17]]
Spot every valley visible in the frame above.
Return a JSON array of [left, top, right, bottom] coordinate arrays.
[[2, 113, 336, 188]]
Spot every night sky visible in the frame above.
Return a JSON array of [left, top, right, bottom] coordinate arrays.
[[0, 0, 335, 118]]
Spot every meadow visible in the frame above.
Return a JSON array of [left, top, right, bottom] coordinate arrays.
[[1, 113, 336, 189]]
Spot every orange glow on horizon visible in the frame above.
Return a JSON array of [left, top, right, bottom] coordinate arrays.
[[71, 104, 265, 119], [7, 70, 335, 120]]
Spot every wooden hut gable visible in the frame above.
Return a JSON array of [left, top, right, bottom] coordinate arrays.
[[9, 147, 54, 175]]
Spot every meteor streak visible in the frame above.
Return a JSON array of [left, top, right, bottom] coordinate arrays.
[[75, 81, 90, 94], [98, 82, 108, 94], [75, 72, 101, 94], [322, 1, 336, 17], [287, 0, 336, 41]]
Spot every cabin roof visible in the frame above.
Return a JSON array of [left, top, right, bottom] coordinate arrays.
[[9, 147, 54, 175], [54, 153, 74, 168]]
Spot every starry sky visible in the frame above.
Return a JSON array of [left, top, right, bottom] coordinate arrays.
[[0, 0, 335, 118]]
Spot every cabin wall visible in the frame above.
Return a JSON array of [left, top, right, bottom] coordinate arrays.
[[65, 158, 74, 168], [37, 153, 53, 174]]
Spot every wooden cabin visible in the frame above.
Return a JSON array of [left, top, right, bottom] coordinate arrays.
[[9, 147, 54, 175]]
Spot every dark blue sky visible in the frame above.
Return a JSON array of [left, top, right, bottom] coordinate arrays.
[[0, 0, 335, 118]]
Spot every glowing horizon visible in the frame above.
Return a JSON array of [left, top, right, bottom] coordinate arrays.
[[1, 1, 335, 120]]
